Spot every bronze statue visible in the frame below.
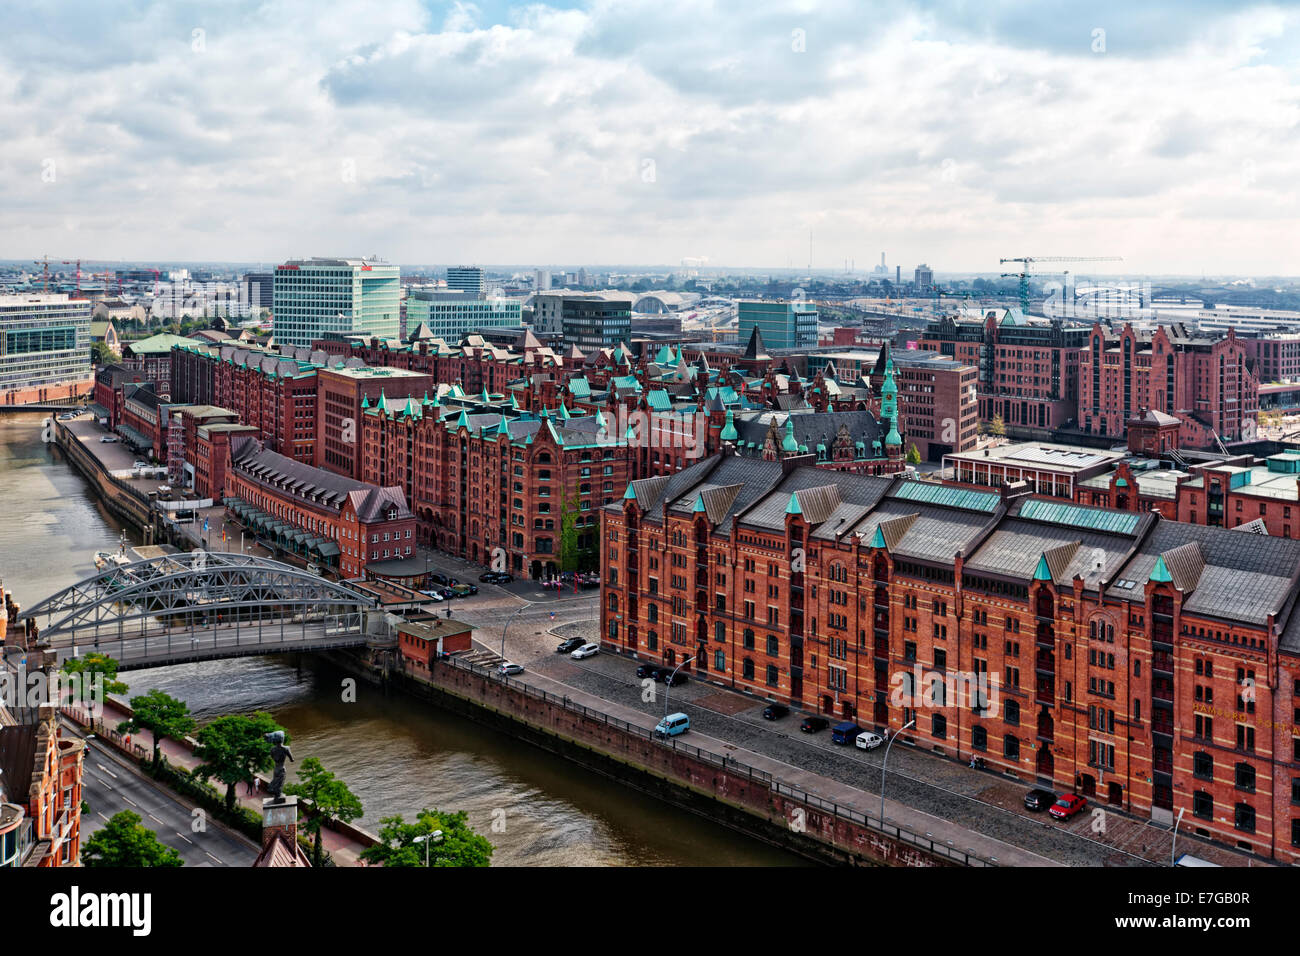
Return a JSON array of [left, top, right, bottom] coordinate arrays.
[[265, 730, 294, 800]]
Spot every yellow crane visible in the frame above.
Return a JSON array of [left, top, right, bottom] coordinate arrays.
[[999, 255, 1122, 313]]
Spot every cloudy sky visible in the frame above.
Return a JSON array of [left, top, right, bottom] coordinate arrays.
[[2, 0, 1299, 274]]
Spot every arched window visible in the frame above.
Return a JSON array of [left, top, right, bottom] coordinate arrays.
[[1193, 751, 1213, 779]]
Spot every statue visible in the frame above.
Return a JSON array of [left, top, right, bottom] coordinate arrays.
[[265, 730, 294, 801]]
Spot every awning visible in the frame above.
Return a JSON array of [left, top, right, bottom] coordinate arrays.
[[88, 403, 110, 419], [117, 424, 152, 449], [316, 542, 340, 557]]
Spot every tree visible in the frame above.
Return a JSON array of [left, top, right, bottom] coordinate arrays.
[[83, 810, 183, 867], [118, 689, 195, 767], [359, 809, 493, 868], [285, 757, 363, 868], [90, 340, 120, 367], [192, 712, 285, 811], [905, 444, 922, 465], [558, 490, 583, 573], [989, 414, 1006, 438], [61, 653, 128, 704]]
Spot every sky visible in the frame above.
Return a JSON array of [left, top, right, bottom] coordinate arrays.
[[2, 0, 1299, 274]]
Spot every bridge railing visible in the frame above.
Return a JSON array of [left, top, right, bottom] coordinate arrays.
[[436, 653, 993, 867]]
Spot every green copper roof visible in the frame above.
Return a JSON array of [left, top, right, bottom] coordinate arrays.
[[623, 483, 637, 500], [781, 418, 799, 452], [1033, 553, 1053, 581], [1150, 554, 1173, 583], [454, 409, 469, 430], [1019, 499, 1140, 535], [785, 493, 802, 516], [360, 395, 369, 409], [892, 480, 1000, 512], [885, 425, 902, 446], [871, 526, 887, 549], [376, 389, 388, 412], [693, 494, 707, 513], [719, 411, 738, 442]]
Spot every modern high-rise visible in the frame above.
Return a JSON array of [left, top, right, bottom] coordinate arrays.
[[737, 299, 818, 350], [242, 272, 274, 310], [446, 266, 485, 297], [406, 290, 522, 341], [0, 294, 91, 392], [272, 257, 400, 348]]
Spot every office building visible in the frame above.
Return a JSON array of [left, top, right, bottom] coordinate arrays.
[[272, 257, 400, 348], [242, 272, 274, 310], [446, 266, 485, 296], [738, 300, 818, 351], [406, 290, 522, 341], [0, 294, 92, 398]]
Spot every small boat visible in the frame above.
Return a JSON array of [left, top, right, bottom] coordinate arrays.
[[93, 550, 129, 571]]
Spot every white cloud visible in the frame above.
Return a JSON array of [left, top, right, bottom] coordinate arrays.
[[0, 0, 1297, 273]]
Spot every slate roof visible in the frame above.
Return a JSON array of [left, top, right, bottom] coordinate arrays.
[[1109, 521, 1300, 625]]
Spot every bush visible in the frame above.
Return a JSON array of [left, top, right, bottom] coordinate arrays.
[[145, 758, 262, 842]]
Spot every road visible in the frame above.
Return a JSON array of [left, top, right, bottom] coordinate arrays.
[[77, 735, 259, 867]]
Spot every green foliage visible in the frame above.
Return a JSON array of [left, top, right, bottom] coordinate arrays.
[[61, 653, 128, 700], [90, 340, 120, 366], [989, 414, 1006, 438], [146, 760, 262, 841], [905, 444, 922, 465], [285, 756, 363, 868], [82, 810, 183, 868], [191, 712, 285, 812], [359, 809, 493, 868], [118, 689, 195, 767]]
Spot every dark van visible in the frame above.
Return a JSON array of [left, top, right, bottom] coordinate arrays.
[[831, 721, 863, 744]]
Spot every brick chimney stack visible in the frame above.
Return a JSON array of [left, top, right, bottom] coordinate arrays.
[[261, 797, 299, 854]]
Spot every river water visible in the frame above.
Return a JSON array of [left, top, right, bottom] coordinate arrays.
[[0, 414, 801, 866]]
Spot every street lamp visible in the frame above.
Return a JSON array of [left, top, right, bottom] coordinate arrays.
[[662, 656, 695, 723], [500, 602, 530, 673], [413, 829, 444, 867], [1171, 806, 1186, 867], [880, 718, 916, 825]]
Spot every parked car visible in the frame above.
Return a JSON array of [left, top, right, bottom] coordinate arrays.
[[635, 663, 659, 679], [451, 584, 474, 598], [421, 590, 445, 603], [439, 587, 456, 600], [478, 571, 497, 583], [498, 662, 524, 676], [305, 563, 322, 577], [493, 572, 514, 584], [430, 572, 451, 587], [659, 669, 687, 687], [762, 703, 790, 720], [654, 712, 690, 737], [132, 460, 150, 469], [570, 643, 599, 660], [800, 716, 829, 734], [831, 721, 863, 745], [1023, 788, 1056, 812], [855, 731, 884, 750], [99, 436, 119, 443], [556, 637, 585, 653], [1049, 793, 1088, 820]]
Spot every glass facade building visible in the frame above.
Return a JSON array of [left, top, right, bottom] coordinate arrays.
[[0, 294, 91, 390], [406, 290, 522, 341], [738, 300, 818, 350], [272, 257, 400, 347]]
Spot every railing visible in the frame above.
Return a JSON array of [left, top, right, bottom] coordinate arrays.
[[435, 654, 994, 867]]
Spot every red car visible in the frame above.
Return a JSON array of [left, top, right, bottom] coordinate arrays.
[[1048, 793, 1088, 820]]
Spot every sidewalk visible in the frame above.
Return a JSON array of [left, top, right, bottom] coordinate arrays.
[[76, 697, 370, 866]]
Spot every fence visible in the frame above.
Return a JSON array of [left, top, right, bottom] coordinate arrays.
[[436, 653, 993, 867]]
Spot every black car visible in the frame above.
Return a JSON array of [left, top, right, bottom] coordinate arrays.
[[557, 637, 586, 653], [478, 571, 498, 583], [467, 583, 479, 595], [1023, 788, 1056, 812], [762, 703, 790, 720], [799, 716, 829, 734], [663, 670, 687, 687], [635, 663, 659, 679], [430, 573, 451, 587]]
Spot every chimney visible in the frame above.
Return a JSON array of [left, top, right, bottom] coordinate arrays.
[[261, 797, 300, 855]]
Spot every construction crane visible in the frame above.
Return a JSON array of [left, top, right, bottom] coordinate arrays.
[[62, 259, 82, 294], [33, 255, 51, 292], [999, 255, 1122, 314]]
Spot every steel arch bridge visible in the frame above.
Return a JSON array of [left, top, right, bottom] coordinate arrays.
[[14, 552, 380, 671]]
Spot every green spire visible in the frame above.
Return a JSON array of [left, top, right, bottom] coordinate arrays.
[[1150, 554, 1173, 583], [719, 410, 738, 442], [623, 482, 637, 500], [871, 526, 887, 550], [421, 391, 432, 406], [455, 409, 469, 430], [785, 493, 802, 516], [1033, 553, 1053, 582], [360, 395, 370, 409], [781, 417, 799, 453], [376, 389, 388, 413], [693, 494, 707, 514]]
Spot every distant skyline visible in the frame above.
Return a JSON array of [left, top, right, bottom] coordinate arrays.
[[4, 1, 1300, 274]]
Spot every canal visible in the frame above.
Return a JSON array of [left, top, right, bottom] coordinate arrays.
[[0, 414, 803, 865]]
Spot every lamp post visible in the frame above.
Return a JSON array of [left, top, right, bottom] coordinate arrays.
[[500, 602, 530, 672], [1171, 806, 1186, 867], [880, 718, 915, 825], [662, 656, 695, 723], [413, 828, 444, 867]]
